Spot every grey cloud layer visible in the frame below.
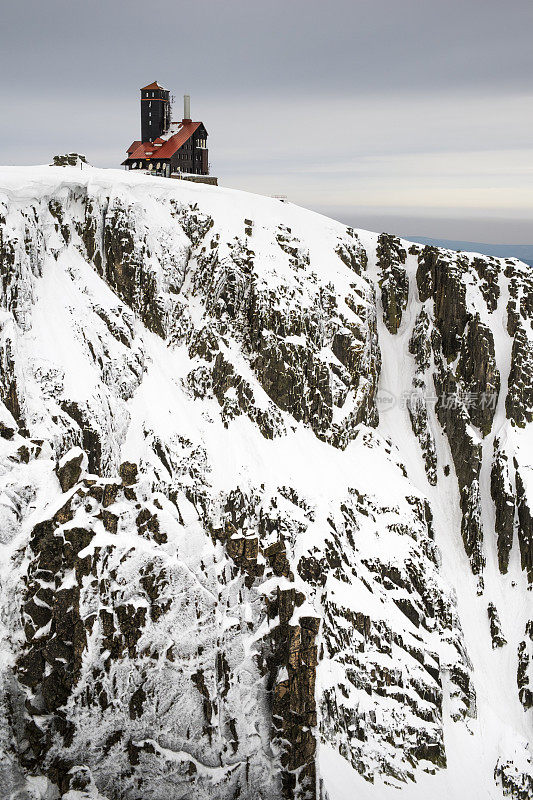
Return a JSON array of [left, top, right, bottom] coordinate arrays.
[[1, 0, 531, 242], [2, 0, 531, 95]]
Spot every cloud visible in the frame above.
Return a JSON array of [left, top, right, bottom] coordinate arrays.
[[1, 0, 531, 242], [2, 0, 532, 95]]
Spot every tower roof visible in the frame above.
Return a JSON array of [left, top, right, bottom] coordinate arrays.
[[140, 81, 167, 91]]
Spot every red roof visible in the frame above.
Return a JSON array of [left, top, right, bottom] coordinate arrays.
[[124, 121, 201, 162], [156, 121, 201, 157], [127, 140, 141, 154], [140, 81, 167, 91]]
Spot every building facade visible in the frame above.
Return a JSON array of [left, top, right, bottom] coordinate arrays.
[[122, 82, 212, 181]]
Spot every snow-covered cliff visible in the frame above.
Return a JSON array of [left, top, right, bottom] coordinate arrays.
[[0, 166, 531, 800]]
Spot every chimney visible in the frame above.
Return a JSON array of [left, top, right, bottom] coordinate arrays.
[[183, 94, 191, 122]]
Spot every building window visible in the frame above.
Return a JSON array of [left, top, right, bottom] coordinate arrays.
[[157, 162, 161, 169]]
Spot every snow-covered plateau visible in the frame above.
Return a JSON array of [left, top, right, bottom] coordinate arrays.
[[0, 166, 531, 800]]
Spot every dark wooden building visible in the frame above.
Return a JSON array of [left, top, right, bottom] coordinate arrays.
[[122, 82, 212, 180], [140, 81, 171, 143]]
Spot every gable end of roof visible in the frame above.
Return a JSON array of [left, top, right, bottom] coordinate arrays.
[[140, 81, 167, 92]]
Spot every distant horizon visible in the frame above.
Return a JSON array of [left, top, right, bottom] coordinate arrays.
[[402, 235, 533, 251], [0, 157, 530, 251], [307, 205, 533, 248]]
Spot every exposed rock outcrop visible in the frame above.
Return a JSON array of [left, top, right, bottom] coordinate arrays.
[[56, 447, 85, 492], [487, 603, 507, 648], [491, 441, 516, 574], [377, 233, 408, 334], [517, 620, 533, 711]]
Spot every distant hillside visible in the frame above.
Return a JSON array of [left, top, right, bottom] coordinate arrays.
[[407, 236, 533, 267]]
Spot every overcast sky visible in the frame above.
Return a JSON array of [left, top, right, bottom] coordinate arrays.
[[1, 0, 531, 243]]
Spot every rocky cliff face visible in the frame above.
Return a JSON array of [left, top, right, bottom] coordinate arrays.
[[0, 167, 531, 800]]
